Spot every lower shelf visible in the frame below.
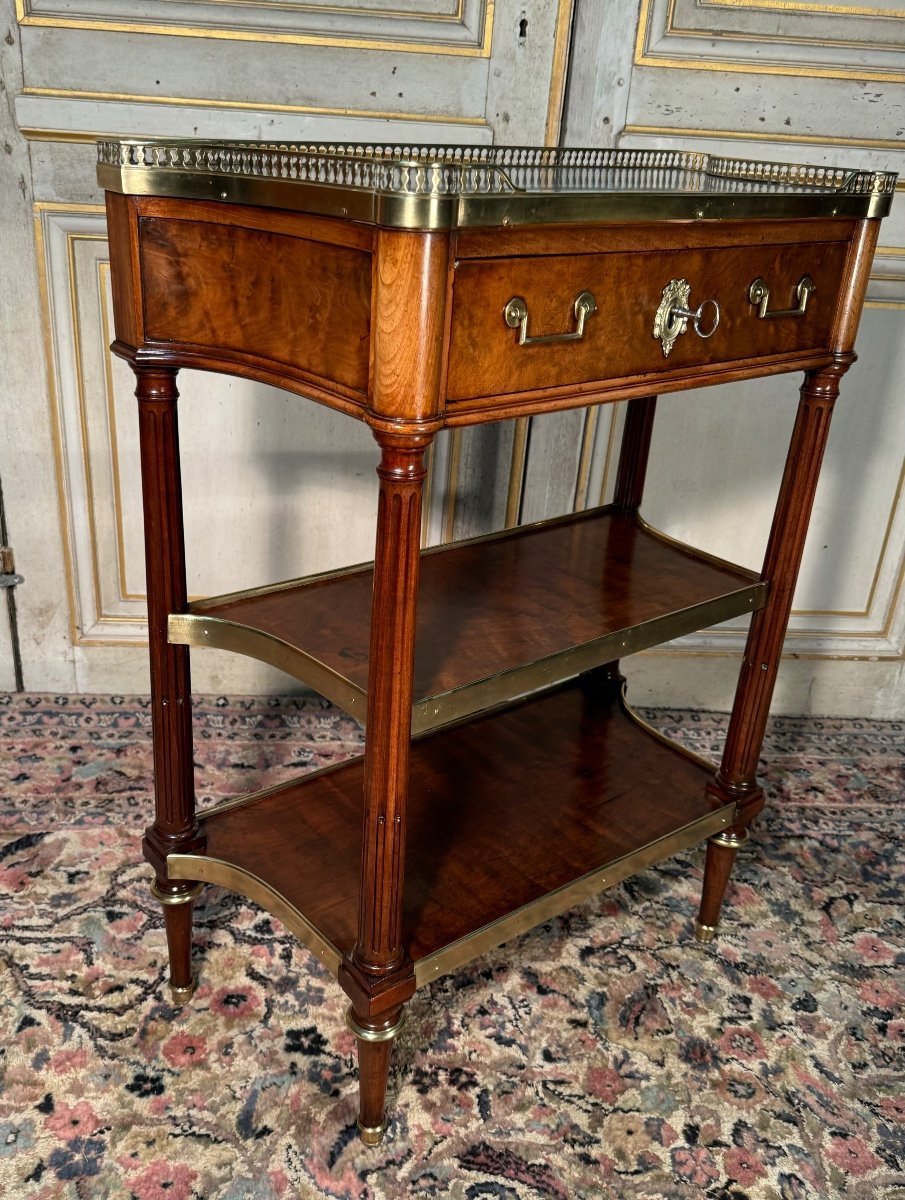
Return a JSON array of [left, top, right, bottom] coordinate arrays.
[[169, 680, 735, 987]]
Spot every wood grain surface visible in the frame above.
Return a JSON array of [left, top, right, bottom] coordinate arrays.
[[134, 367, 200, 873], [447, 240, 848, 402], [139, 215, 372, 393], [195, 680, 727, 966], [105, 193, 142, 347], [133, 366, 203, 992], [192, 506, 761, 708], [354, 432, 431, 977], [369, 229, 450, 420], [453, 218, 857, 260]]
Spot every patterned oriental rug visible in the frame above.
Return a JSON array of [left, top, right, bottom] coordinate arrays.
[[0, 693, 902, 1200]]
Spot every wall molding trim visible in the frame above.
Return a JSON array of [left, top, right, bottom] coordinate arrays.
[[16, 0, 495, 56], [16, 92, 492, 146], [634, 0, 905, 82]]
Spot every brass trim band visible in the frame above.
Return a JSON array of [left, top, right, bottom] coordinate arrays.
[[168, 612, 367, 725], [96, 166, 895, 227], [414, 798, 735, 987], [166, 854, 343, 976], [166, 690, 738, 994], [357, 1120, 385, 1146], [151, 881, 204, 906], [694, 921, 718, 944], [175, 576, 764, 738], [621, 686, 718, 772], [346, 1008, 407, 1043], [711, 829, 750, 850], [169, 503, 767, 739]]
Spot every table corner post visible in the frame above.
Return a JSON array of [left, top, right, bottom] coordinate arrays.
[[345, 424, 433, 1142], [696, 355, 852, 941], [613, 394, 659, 513], [132, 362, 204, 1002]]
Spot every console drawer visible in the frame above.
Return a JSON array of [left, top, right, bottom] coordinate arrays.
[[447, 239, 848, 402]]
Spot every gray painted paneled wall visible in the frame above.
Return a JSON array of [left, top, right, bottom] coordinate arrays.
[[1, 0, 902, 715]]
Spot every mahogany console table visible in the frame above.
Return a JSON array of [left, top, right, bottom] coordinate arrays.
[[97, 140, 894, 1145]]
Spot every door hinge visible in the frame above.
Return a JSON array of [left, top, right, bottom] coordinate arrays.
[[0, 546, 24, 589]]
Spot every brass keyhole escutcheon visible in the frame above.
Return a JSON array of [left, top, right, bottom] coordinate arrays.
[[653, 278, 721, 358]]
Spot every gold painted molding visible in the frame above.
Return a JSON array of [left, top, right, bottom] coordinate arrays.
[[595, 369, 905, 653], [98, 260, 143, 604], [792, 457, 905, 621], [35, 202, 149, 647], [544, 0, 576, 145], [15, 0, 496, 57], [573, 406, 599, 513], [623, 123, 905, 154], [701, 0, 904, 18], [67, 229, 108, 629], [21, 85, 492, 123], [442, 427, 463, 544], [34, 206, 83, 652], [72, 233, 149, 621], [635, 0, 905, 82], [504, 417, 530, 529], [33, 199, 106, 214], [21, 128, 114, 145]]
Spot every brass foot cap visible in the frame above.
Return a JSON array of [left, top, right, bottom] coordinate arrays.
[[169, 979, 196, 1005], [357, 1120, 385, 1147], [695, 921, 718, 944]]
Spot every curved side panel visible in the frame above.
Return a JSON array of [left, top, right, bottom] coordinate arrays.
[[167, 613, 367, 724], [138, 211, 372, 392], [635, 512, 761, 579], [167, 853, 342, 977], [620, 684, 718, 773], [124, 341, 369, 419]]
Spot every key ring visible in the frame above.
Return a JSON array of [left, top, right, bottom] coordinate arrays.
[[672, 297, 720, 339]]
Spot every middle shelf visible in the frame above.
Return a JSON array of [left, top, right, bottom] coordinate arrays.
[[169, 505, 767, 733]]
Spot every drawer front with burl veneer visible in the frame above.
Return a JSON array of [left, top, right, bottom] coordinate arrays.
[[446, 239, 850, 404]]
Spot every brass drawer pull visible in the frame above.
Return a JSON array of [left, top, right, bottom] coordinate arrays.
[[504, 290, 597, 346], [653, 278, 721, 357], [748, 274, 815, 319]]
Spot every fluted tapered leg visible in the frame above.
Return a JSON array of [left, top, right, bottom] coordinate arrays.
[[696, 362, 848, 940], [348, 430, 430, 1142], [133, 366, 204, 1001]]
